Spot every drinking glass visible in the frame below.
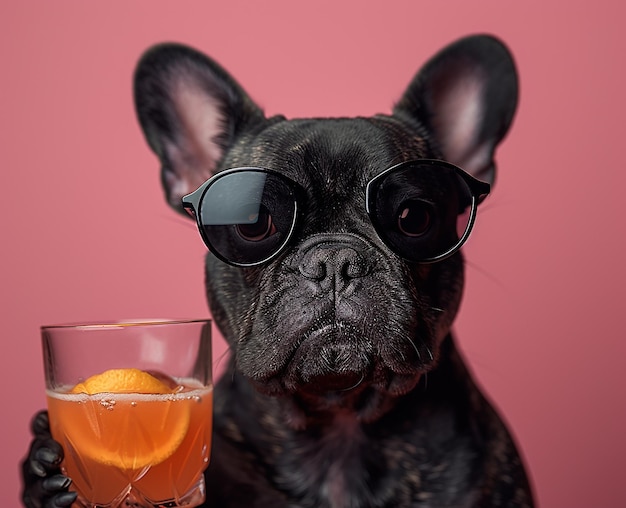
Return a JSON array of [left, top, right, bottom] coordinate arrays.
[[42, 319, 212, 508]]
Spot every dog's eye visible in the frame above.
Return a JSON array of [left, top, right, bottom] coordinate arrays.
[[397, 200, 432, 237], [236, 206, 276, 242]]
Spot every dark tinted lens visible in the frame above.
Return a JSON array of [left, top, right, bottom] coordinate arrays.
[[198, 171, 297, 265], [397, 200, 433, 237], [370, 162, 473, 262], [236, 205, 275, 242]]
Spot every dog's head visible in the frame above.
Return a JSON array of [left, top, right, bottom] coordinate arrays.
[[134, 35, 518, 424]]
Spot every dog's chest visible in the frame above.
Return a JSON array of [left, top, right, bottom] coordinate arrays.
[[277, 415, 371, 508]]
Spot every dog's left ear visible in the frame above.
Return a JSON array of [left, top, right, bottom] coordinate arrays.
[[394, 34, 519, 184]]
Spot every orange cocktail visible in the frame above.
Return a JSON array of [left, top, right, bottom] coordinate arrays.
[[47, 371, 212, 506], [42, 320, 212, 508]]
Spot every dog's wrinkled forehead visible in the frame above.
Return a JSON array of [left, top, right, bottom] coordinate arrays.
[[222, 116, 433, 194]]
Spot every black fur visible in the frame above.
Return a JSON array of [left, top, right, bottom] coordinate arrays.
[[22, 34, 533, 507]]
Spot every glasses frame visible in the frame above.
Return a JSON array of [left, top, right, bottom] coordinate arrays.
[[182, 167, 301, 267], [182, 159, 490, 267], [365, 159, 491, 263]]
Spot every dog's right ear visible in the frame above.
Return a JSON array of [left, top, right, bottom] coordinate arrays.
[[134, 43, 266, 215]]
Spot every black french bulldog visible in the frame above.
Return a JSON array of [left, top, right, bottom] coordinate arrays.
[[22, 34, 534, 507]]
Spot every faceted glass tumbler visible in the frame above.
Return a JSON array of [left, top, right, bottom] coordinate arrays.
[[42, 319, 212, 508]]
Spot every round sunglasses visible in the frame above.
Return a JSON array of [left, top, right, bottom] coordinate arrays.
[[181, 160, 490, 267]]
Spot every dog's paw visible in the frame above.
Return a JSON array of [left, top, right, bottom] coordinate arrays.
[[21, 410, 77, 508]]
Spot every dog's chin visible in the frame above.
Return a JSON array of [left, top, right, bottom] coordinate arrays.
[[243, 317, 436, 427], [251, 369, 422, 428]]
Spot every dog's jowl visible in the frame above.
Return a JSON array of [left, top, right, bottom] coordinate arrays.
[[22, 35, 534, 507]]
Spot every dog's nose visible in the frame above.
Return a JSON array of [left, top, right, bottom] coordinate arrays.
[[296, 234, 372, 288]]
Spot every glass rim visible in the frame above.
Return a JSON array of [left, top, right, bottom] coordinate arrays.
[[41, 318, 212, 332]]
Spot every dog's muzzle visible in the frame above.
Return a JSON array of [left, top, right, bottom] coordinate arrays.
[[241, 233, 435, 420]]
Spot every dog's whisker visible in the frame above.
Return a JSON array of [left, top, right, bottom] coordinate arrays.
[[463, 257, 508, 290], [475, 196, 518, 216], [397, 334, 421, 362], [159, 213, 197, 229], [338, 372, 366, 392], [385, 340, 408, 363], [411, 340, 422, 362], [213, 346, 231, 372], [425, 346, 434, 362]]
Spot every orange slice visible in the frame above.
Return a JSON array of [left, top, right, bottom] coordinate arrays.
[[63, 368, 189, 470], [70, 368, 175, 396]]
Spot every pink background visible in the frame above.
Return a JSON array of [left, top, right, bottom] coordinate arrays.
[[2, 1, 624, 506]]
